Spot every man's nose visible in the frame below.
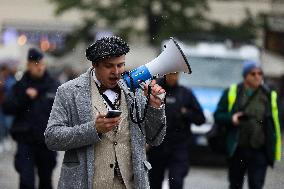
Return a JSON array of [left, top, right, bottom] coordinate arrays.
[[113, 66, 119, 75]]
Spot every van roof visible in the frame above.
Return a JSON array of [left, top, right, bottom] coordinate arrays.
[[169, 41, 260, 61]]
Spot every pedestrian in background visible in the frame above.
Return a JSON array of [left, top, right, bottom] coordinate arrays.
[[147, 72, 205, 189], [0, 65, 16, 143], [44, 36, 166, 189], [214, 60, 282, 189], [3, 48, 59, 189]]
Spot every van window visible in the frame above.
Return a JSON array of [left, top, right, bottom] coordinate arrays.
[[179, 56, 243, 88]]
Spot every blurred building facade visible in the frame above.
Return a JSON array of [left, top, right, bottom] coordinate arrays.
[[265, 0, 284, 56], [0, 0, 284, 75]]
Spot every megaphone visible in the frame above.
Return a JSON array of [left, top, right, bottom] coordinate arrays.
[[123, 37, 191, 90]]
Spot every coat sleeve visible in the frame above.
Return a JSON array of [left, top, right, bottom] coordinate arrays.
[[182, 88, 205, 126], [138, 91, 166, 146], [2, 82, 32, 115], [44, 86, 101, 151]]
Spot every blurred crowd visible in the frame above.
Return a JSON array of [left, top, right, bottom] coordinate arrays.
[[0, 63, 16, 152]]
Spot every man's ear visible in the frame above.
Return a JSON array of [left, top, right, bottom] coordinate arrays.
[[92, 62, 97, 68], [26, 62, 32, 69], [93, 61, 103, 68]]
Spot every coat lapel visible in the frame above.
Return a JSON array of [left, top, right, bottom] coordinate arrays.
[[118, 79, 134, 100], [91, 79, 108, 115], [74, 68, 94, 124]]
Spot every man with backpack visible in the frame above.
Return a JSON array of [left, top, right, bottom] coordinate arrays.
[[214, 60, 281, 189]]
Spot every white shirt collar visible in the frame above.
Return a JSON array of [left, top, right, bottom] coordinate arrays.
[[91, 69, 118, 110], [91, 69, 102, 87]]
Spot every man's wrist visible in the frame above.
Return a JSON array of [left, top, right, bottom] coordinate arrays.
[[150, 103, 165, 109]]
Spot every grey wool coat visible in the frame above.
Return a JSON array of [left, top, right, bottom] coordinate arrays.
[[44, 68, 166, 189]]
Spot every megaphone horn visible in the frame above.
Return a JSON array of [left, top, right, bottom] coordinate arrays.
[[123, 37, 191, 90]]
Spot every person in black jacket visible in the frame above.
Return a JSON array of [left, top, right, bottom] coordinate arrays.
[[3, 48, 59, 189], [147, 73, 205, 189]]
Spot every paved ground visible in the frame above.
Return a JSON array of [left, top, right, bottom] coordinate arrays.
[[1, 139, 284, 189], [0, 139, 62, 189]]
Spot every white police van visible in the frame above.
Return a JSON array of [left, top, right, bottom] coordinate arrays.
[[177, 41, 261, 151]]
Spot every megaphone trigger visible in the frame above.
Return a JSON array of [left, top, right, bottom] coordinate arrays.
[[137, 79, 165, 101], [138, 80, 152, 90], [138, 83, 145, 90], [156, 92, 166, 101]]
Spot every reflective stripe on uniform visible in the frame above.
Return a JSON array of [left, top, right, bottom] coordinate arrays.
[[228, 84, 237, 112], [271, 91, 282, 161]]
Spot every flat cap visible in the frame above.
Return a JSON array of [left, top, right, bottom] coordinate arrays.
[[86, 36, 129, 63]]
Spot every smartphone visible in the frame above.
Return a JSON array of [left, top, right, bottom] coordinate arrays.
[[106, 110, 122, 118], [239, 113, 250, 121]]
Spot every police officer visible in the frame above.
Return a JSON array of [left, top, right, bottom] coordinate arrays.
[[148, 73, 205, 189], [3, 48, 59, 189]]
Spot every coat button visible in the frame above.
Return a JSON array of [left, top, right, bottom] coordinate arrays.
[[114, 142, 118, 145], [110, 164, 114, 168]]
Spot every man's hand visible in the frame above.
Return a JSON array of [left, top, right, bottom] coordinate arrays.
[[143, 80, 165, 108], [26, 87, 38, 99], [95, 114, 121, 134], [232, 112, 244, 126], [181, 107, 188, 114]]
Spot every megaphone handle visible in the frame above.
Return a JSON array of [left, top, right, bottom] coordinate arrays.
[[139, 80, 166, 101]]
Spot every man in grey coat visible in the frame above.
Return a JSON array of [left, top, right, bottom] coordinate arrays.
[[45, 36, 166, 189]]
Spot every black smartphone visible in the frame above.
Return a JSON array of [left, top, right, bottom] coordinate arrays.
[[106, 110, 122, 118]]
